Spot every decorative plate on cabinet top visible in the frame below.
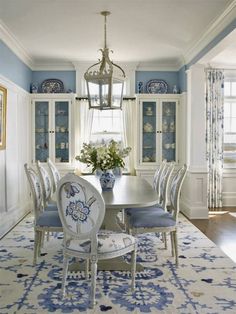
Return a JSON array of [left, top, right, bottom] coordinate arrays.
[[146, 79, 168, 94], [41, 79, 64, 93]]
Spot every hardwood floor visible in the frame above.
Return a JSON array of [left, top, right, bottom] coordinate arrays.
[[190, 207, 236, 263]]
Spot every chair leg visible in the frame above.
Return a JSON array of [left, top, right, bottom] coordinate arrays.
[[173, 231, 179, 266], [163, 232, 167, 249], [85, 259, 89, 279], [33, 230, 40, 265], [170, 232, 174, 257], [38, 231, 43, 257], [62, 254, 69, 297], [131, 247, 137, 292], [90, 257, 97, 308]]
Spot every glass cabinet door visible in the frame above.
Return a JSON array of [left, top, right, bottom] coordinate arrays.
[[35, 101, 49, 162], [54, 101, 69, 163], [142, 101, 157, 163], [162, 101, 176, 162]]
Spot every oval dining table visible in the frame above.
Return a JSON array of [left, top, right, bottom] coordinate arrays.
[[69, 175, 159, 271]]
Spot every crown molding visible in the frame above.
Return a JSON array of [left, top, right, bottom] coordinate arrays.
[[184, 0, 236, 64], [0, 18, 33, 69], [136, 59, 183, 71], [32, 61, 75, 71]]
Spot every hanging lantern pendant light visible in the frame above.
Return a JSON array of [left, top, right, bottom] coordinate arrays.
[[84, 11, 125, 110]]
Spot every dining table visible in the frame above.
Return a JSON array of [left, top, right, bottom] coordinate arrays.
[[69, 175, 159, 272]]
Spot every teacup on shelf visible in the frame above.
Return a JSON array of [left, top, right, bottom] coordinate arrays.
[[143, 122, 153, 132]]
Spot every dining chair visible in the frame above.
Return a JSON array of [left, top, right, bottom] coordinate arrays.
[[47, 158, 61, 193], [127, 164, 187, 266], [125, 161, 175, 218], [153, 159, 167, 202], [57, 173, 137, 308], [36, 160, 57, 210], [24, 164, 62, 265]]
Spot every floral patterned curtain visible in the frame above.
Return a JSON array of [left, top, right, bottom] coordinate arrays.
[[206, 69, 224, 209]]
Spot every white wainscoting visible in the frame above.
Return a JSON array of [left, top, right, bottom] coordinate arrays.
[[0, 75, 31, 238], [180, 168, 208, 219], [222, 170, 236, 206]]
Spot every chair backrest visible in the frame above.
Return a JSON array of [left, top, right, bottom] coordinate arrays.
[[159, 162, 175, 210], [153, 159, 167, 200], [24, 163, 43, 220], [57, 173, 105, 242], [47, 158, 61, 193], [169, 164, 187, 221], [36, 160, 52, 208]]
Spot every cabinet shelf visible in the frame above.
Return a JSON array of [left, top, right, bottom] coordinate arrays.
[[143, 131, 155, 133], [33, 96, 72, 164]]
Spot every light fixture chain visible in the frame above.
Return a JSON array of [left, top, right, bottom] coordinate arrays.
[[104, 13, 107, 49]]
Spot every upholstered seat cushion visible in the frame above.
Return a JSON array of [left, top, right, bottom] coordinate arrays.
[[66, 230, 136, 255], [36, 211, 62, 227], [129, 209, 176, 228], [125, 204, 162, 216]]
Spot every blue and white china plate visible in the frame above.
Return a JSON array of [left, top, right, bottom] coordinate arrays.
[[146, 79, 168, 94], [41, 79, 64, 93]]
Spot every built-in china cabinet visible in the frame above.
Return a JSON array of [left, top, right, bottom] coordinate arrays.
[[31, 94, 75, 169], [135, 94, 180, 184]]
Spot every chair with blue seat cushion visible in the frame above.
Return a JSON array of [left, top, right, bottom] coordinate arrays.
[[36, 160, 57, 210], [57, 173, 137, 308], [24, 164, 62, 265], [47, 158, 61, 193], [127, 164, 187, 266], [125, 161, 174, 218]]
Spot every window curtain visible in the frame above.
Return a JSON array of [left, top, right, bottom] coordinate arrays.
[[76, 99, 94, 172], [122, 99, 136, 175], [206, 69, 224, 209]]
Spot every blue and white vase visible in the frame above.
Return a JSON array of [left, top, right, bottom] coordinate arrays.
[[99, 170, 116, 191]]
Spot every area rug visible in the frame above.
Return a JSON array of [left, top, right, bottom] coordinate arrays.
[[0, 214, 236, 314]]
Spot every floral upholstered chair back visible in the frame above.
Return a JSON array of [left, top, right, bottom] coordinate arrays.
[[24, 163, 43, 220], [57, 174, 105, 241], [169, 164, 187, 222], [36, 161, 52, 208], [47, 158, 61, 193], [159, 162, 175, 210]]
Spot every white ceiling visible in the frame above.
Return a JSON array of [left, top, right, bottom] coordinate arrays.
[[0, 0, 235, 68]]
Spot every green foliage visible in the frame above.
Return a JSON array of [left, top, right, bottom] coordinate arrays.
[[75, 140, 131, 172]]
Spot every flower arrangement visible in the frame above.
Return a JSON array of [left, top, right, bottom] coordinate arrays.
[[75, 140, 131, 172]]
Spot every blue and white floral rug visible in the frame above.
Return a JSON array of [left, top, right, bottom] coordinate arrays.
[[0, 213, 236, 314]]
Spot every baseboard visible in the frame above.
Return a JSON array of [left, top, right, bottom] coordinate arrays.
[[180, 198, 209, 219], [222, 192, 236, 206], [0, 203, 31, 239]]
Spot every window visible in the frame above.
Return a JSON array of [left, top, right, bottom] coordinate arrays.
[[223, 80, 236, 167], [90, 110, 123, 145], [88, 82, 126, 146]]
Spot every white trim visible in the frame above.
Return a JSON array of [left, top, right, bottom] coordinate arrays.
[[136, 61, 183, 72], [184, 0, 236, 64], [0, 18, 33, 68], [32, 62, 75, 71]]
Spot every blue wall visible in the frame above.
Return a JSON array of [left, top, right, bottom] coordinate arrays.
[[32, 71, 76, 93], [135, 71, 179, 94], [0, 40, 32, 91], [178, 66, 187, 93]]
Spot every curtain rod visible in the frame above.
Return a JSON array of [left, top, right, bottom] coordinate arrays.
[[205, 68, 236, 71], [76, 97, 136, 100]]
